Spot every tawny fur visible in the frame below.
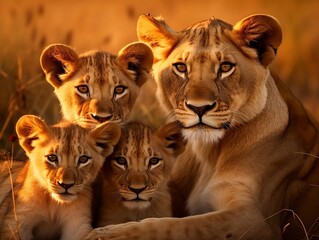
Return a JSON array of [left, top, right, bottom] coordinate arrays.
[[96, 121, 184, 226], [1, 115, 120, 240], [40, 42, 153, 126], [85, 14, 319, 240]]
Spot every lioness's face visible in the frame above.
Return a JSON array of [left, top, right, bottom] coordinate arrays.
[[138, 15, 281, 143], [154, 35, 268, 142]]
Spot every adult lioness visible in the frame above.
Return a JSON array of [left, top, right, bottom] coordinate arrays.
[[86, 14, 319, 240]]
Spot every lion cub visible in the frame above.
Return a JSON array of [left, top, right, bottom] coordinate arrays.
[[1, 115, 120, 240], [40, 42, 153, 125], [96, 121, 185, 226]]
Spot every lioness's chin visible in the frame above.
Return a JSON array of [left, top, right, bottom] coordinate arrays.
[[123, 200, 151, 210], [51, 192, 78, 203], [182, 126, 225, 144]]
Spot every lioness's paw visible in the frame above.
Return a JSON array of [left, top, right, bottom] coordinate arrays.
[[84, 228, 109, 240]]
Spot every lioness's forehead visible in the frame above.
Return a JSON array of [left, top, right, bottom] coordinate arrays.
[[181, 18, 232, 48]]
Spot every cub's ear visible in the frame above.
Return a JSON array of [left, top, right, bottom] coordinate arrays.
[[137, 14, 178, 62], [40, 44, 79, 88], [233, 14, 282, 66], [117, 42, 154, 87], [90, 122, 121, 157], [16, 115, 51, 154], [155, 121, 186, 158]]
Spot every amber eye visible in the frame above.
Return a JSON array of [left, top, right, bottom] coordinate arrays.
[[115, 157, 127, 165], [114, 85, 127, 95], [78, 155, 91, 165], [76, 85, 89, 94], [173, 62, 187, 73], [46, 154, 58, 163], [149, 157, 161, 165], [219, 62, 235, 73]]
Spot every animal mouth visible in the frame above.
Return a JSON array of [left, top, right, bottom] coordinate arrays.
[[183, 121, 231, 130]]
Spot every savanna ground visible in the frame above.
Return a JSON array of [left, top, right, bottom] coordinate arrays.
[[0, 0, 319, 160]]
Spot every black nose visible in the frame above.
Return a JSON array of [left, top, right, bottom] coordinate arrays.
[[91, 114, 113, 123], [186, 101, 217, 117], [58, 181, 75, 190], [128, 186, 147, 195]]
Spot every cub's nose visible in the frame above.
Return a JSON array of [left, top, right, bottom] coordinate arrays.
[[91, 113, 113, 123], [58, 181, 75, 190]]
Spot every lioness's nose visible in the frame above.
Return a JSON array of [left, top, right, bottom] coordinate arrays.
[[129, 186, 147, 195], [186, 101, 217, 117]]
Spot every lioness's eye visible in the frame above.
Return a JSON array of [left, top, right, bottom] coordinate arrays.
[[78, 155, 91, 165], [114, 86, 127, 95], [173, 62, 187, 73], [219, 62, 235, 73], [76, 85, 89, 94]]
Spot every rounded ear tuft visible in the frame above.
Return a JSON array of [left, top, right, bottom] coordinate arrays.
[[40, 44, 79, 88], [118, 42, 154, 87], [233, 14, 282, 66], [155, 121, 186, 157], [16, 115, 50, 154], [90, 122, 121, 157], [137, 14, 178, 61]]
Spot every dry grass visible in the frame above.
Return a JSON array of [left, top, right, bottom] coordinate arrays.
[[1, 0, 318, 159]]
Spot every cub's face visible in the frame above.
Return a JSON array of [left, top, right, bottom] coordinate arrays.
[[137, 15, 282, 143], [104, 122, 184, 209], [16, 115, 121, 203], [40, 43, 153, 126]]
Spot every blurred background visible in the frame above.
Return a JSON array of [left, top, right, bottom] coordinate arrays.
[[1, 0, 318, 158]]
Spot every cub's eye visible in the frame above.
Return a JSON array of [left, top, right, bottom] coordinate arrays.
[[148, 157, 162, 169], [173, 62, 187, 74], [115, 157, 127, 165], [114, 85, 127, 95], [78, 155, 91, 165], [76, 85, 89, 94], [46, 154, 58, 166]]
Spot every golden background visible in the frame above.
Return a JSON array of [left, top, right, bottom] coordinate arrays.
[[0, 0, 318, 157]]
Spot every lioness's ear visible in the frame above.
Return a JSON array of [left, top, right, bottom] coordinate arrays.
[[155, 121, 186, 157], [233, 14, 282, 66], [90, 122, 121, 157], [16, 115, 50, 154], [117, 42, 154, 87], [40, 44, 79, 88], [137, 14, 178, 61]]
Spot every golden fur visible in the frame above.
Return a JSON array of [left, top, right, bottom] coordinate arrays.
[[40, 42, 153, 125], [1, 115, 120, 240], [95, 121, 185, 227], [85, 14, 319, 240]]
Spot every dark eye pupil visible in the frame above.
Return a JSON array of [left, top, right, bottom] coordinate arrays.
[[150, 158, 159, 165], [77, 85, 88, 93], [47, 154, 57, 162], [114, 86, 126, 95], [116, 157, 127, 165], [176, 64, 186, 72], [79, 156, 87, 163]]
